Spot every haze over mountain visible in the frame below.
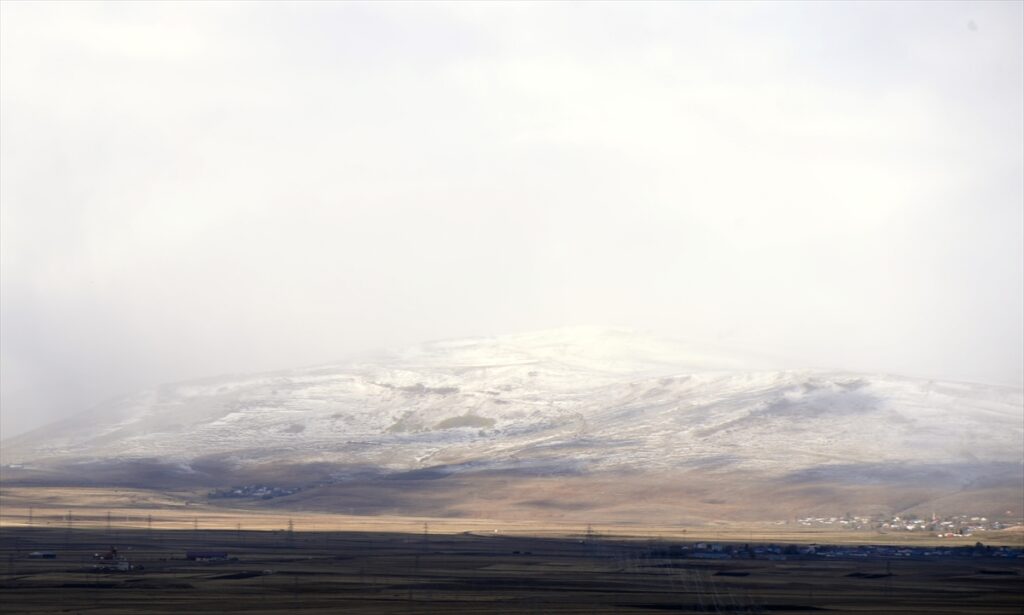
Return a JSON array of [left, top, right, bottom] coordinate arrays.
[[4, 327, 1020, 523], [3, 2, 1022, 443]]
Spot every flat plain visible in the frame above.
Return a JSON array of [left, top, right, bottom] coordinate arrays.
[[2, 526, 1023, 614], [2, 486, 1022, 613]]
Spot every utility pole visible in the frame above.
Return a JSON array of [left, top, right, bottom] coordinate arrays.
[[65, 510, 72, 549], [193, 517, 198, 532], [106, 511, 112, 533], [585, 523, 596, 559]]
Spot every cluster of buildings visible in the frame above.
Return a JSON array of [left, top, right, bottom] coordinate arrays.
[[24, 545, 235, 570], [661, 542, 1023, 561], [796, 515, 874, 529], [795, 513, 1016, 536], [92, 546, 135, 572], [924, 515, 1010, 537]]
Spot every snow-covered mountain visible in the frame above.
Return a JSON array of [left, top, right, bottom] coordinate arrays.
[[4, 327, 1020, 488]]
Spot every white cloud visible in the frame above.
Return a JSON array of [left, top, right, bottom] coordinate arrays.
[[1, 1, 1021, 436]]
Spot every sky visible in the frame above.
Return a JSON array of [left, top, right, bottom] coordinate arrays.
[[1, 1, 1022, 438]]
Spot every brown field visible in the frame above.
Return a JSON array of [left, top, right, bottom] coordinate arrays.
[[5, 463, 1021, 530], [2, 486, 1022, 547]]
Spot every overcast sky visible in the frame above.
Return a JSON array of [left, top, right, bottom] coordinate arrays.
[[1, 1, 1022, 438]]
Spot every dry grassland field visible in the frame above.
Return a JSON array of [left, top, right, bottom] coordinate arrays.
[[1, 487, 1022, 613]]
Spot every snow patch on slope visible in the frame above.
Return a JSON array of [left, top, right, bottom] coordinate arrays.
[[2, 328, 1020, 481]]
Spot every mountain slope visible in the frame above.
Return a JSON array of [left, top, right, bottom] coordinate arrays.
[[3, 327, 1021, 522]]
